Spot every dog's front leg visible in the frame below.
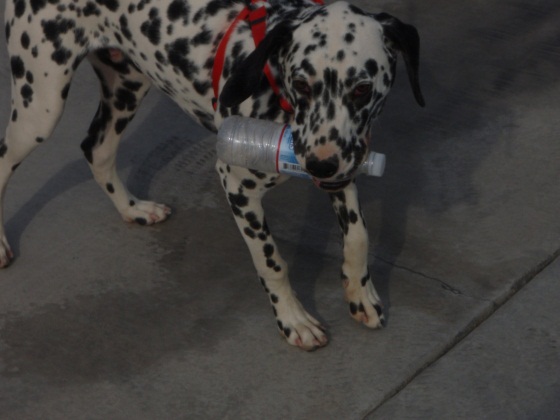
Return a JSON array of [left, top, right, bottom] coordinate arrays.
[[217, 160, 327, 350], [330, 183, 385, 329]]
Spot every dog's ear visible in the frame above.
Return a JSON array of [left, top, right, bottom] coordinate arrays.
[[375, 13, 425, 107], [220, 21, 293, 108]]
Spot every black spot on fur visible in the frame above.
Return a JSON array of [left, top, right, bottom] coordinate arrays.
[[52, 47, 73, 65], [115, 117, 130, 134], [61, 83, 70, 99], [192, 28, 212, 46], [155, 50, 166, 63], [324, 68, 338, 96], [35, 137, 44, 143], [193, 80, 211, 95], [193, 109, 215, 131], [205, 0, 230, 16], [114, 88, 137, 111], [83, 2, 101, 16], [96, 0, 119, 12], [242, 179, 256, 189], [122, 80, 143, 91], [20, 32, 30, 49], [11, 109, 18, 122], [327, 101, 335, 120], [303, 44, 316, 55], [348, 4, 366, 16], [106, 183, 115, 193], [259, 277, 270, 293], [243, 227, 256, 239], [74, 27, 87, 46], [81, 102, 112, 163], [30, 0, 47, 14], [228, 192, 249, 216], [137, 0, 147, 11], [0, 139, 6, 158], [263, 244, 274, 258], [383, 72, 391, 87], [141, 8, 162, 45], [301, 59, 316, 77], [248, 169, 267, 179], [244, 212, 261, 230], [119, 15, 133, 41], [166, 38, 197, 80], [21, 84, 34, 104], [365, 59, 378, 77], [5, 21, 11, 43], [167, 0, 190, 22], [361, 274, 369, 287], [14, 0, 26, 17], [42, 18, 75, 43], [10, 56, 25, 79]]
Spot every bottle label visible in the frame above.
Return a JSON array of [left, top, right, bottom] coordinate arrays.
[[276, 127, 309, 178]]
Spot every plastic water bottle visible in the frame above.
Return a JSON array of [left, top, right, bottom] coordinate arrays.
[[216, 116, 385, 178]]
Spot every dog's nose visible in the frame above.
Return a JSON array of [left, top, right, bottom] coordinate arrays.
[[306, 155, 339, 179]]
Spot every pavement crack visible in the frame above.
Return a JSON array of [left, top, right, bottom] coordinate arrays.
[[364, 249, 560, 419], [373, 254, 464, 296]]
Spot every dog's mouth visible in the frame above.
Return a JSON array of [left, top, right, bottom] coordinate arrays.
[[312, 177, 353, 192]]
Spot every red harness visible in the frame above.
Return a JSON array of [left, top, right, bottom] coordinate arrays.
[[212, 0, 324, 114]]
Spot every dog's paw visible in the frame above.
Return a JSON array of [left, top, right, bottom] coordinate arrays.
[[0, 235, 14, 268], [121, 200, 172, 225], [275, 297, 328, 351], [345, 277, 385, 329]]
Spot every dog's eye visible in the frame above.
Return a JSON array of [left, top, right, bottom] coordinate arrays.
[[353, 83, 373, 97], [293, 79, 311, 97]]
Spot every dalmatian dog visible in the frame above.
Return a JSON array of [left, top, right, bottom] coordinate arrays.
[[1, 0, 424, 350]]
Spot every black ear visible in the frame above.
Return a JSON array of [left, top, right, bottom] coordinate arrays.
[[375, 13, 425, 107], [219, 21, 293, 108]]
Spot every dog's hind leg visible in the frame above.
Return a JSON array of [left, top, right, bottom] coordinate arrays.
[[0, 20, 80, 267], [82, 50, 171, 226]]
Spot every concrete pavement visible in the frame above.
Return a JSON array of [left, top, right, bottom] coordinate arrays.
[[369, 258, 560, 419], [1, 0, 559, 418]]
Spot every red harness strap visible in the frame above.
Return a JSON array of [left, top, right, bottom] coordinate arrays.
[[212, 0, 324, 114]]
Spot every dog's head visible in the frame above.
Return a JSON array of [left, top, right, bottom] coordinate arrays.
[[221, 1, 424, 190]]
